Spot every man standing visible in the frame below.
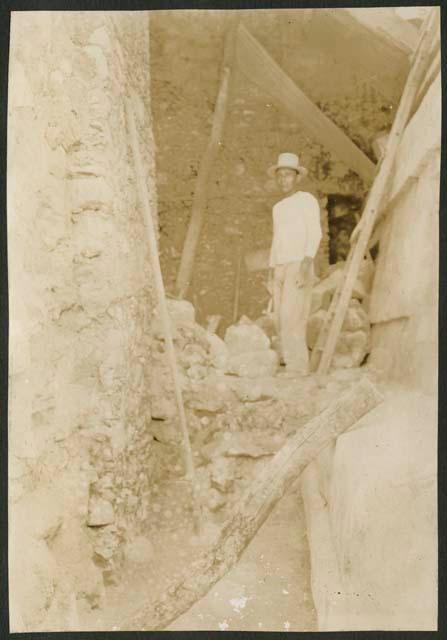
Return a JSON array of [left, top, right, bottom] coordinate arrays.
[[268, 152, 322, 375]]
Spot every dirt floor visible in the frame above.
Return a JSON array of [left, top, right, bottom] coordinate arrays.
[[167, 487, 316, 632], [75, 366, 367, 632], [78, 486, 316, 632]]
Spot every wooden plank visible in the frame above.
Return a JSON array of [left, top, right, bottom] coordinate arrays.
[[125, 96, 202, 533], [342, 8, 419, 54], [382, 71, 441, 210], [411, 44, 441, 118], [232, 247, 242, 323], [127, 377, 383, 631], [236, 24, 376, 184], [309, 245, 357, 372], [316, 8, 439, 375], [175, 19, 238, 299]]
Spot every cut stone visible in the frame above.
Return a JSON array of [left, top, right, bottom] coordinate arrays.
[[224, 322, 270, 355], [207, 488, 226, 512], [201, 431, 283, 461], [184, 380, 236, 413], [206, 332, 229, 370], [226, 349, 278, 378], [87, 496, 115, 526], [210, 457, 235, 492], [333, 330, 369, 369], [307, 309, 327, 350]]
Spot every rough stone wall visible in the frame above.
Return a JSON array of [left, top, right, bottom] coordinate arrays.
[[150, 9, 404, 329], [8, 11, 156, 631]]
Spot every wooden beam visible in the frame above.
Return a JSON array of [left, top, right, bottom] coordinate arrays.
[[126, 378, 382, 631], [175, 18, 238, 299], [235, 25, 376, 184], [342, 8, 419, 54], [411, 43, 441, 118], [315, 8, 439, 375]]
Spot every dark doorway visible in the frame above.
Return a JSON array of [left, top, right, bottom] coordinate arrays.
[[327, 194, 363, 264]]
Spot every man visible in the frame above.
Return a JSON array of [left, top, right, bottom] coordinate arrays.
[[268, 152, 322, 375]]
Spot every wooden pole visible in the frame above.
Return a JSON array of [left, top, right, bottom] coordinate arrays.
[[124, 96, 202, 534], [127, 377, 382, 630], [309, 245, 357, 372], [316, 8, 438, 376], [175, 19, 238, 299], [232, 247, 242, 323], [236, 24, 376, 183]]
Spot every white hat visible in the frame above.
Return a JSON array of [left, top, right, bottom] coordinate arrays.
[[267, 152, 308, 178]]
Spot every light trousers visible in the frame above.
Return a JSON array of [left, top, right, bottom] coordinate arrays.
[[273, 260, 312, 374]]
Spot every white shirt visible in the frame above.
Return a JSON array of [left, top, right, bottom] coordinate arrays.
[[269, 191, 322, 267]]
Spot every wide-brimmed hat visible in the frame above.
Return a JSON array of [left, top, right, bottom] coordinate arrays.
[[267, 152, 308, 178]]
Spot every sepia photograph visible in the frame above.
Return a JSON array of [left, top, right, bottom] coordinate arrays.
[[6, 4, 441, 633]]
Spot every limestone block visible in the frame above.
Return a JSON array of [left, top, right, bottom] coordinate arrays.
[[88, 25, 112, 50], [322, 392, 437, 630], [206, 332, 229, 370], [125, 535, 155, 564], [12, 486, 64, 542], [342, 299, 369, 333], [201, 430, 284, 461], [186, 364, 209, 380], [92, 524, 123, 563], [307, 309, 327, 350], [254, 313, 275, 339], [224, 321, 270, 354], [83, 44, 109, 79], [179, 343, 208, 368], [311, 264, 367, 314], [150, 386, 177, 420], [9, 533, 59, 631], [226, 349, 279, 378], [50, 517, 106, 612], [207, 488, 226, 512], [87, 496, 115, 526], [153, 299, 196, 338], [184, 379, 236, 413], [68, 176, 113, 212], [210, 457, 235, 492], [9, 61, 34, 108], [231, 378, 265, 402], [332, 330, 369, 369], [150, 421, 181, 445]]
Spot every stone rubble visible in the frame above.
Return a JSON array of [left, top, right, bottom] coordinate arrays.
[[143, 294, 372, 549]]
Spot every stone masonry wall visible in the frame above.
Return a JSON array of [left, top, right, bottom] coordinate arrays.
[[8, 11, 156, 631]]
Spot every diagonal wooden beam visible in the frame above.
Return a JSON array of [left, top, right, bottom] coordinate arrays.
[[314, 8, 439, 375], [126, 378, 382, 631], [175, 17, 238, 299], [341, 8, 419, 55], [236, 24, 377, 184]]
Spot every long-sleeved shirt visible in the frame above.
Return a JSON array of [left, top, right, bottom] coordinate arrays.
[[269, 191, 322, 268]]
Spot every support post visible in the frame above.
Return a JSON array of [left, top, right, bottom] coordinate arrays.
[[315, 8, 439, 376], [125, 96, 202, 534], [175, 19, 238, 299]]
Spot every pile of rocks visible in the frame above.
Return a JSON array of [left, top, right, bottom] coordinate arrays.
[[307, 259, 373, 369], [223, 316, 279, 378], [149, 301, 278, 424]]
